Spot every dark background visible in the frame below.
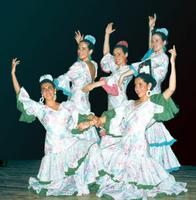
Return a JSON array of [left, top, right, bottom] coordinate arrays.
[[0, 0, 195, 165]]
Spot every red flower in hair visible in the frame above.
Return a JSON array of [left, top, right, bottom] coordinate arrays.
[[116, 40, 128, 48]]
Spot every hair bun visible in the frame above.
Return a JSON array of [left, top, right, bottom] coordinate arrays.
[[84, 35, 96, 45], [155, 28, 168, 36], [116, 40, 128, 48], [39, 74, 53, 83]]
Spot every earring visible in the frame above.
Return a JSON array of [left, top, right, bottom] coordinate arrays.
[[146, 89, 152, 97], [39, 95, 44, 104]]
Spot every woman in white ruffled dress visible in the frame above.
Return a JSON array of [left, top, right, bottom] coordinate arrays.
[[82, 23, 136, 110], [78, 46, 187, 200], [11, 58, 104, 196], [119, 14, 180, 172], [54, 33, 100, 142]]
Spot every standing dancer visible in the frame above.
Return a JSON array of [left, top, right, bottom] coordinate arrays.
[[118, 14, 180, 172], [82, 23, 136, 109], [54, 33, 99, 142]]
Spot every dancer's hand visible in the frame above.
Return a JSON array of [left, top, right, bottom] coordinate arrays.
[[11, 58, 20, 74], [149, 13, 156, 30], [75, 30, 84, 44], [168, 45, 177, 66], [77, 119, 97, 131], [77, 121, 90, 131], [105, 22, 116, 35], [94, 116, 105, 128]]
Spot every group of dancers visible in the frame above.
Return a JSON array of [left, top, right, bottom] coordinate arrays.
[[11, 14, 187, 199]]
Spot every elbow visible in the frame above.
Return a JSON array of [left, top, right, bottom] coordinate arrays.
[[103, 51, 108, 56], [169, 87, 176, 95]]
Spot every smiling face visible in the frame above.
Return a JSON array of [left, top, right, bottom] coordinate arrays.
[[41, 82, 56, 101], [113, 47, 128, 67], [134, 77, 151, 99], [151, 34, 166, 53], [77, 41, 92, 61]]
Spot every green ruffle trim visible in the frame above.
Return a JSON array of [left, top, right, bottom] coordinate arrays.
[[71, 113, 93, 135], [101, 109, 120, 137], [65, 152, 87, 176], [29, 187, 77, 196], [88, 170, 112, 193], [16, 94, 36, 123], [150, 94, 179, 122], [65, 142, 96, 176]]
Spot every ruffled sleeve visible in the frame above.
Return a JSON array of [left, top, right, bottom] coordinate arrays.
[[150, 94, 179, 121], [101, 109, 117, 136], [16, 94, 36, 123], [151, 53, 169, 81], [100, 53, 117, 73], [129, 61, 142, 77], [54, 62, 83, 96], [18, 87, 43, 118], [141, 48, 154, 61], [99, 77, 119, 96]]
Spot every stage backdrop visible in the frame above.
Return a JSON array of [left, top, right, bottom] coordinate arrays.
[[0, 0, 195, 165]]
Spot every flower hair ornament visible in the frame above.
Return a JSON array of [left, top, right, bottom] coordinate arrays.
[[116, 40, 128, 48], [84, 35, 96, 45], [39, 74, 53, 83], [155, 28, 168, 37]]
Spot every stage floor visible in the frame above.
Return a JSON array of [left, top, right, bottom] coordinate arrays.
[[0, 160, 196, 200]]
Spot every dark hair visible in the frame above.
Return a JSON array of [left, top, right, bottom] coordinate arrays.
[[114, 40, 128, 54], [152, 30, 168, 42], [80, 39, 94, 50], [40, 79, 55, 88], [135, 73, 157, 90], [114, 45, 128, 54]]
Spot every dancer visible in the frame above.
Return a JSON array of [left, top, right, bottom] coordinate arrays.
[[78, 46, 187, 199], [54, 33, 99, 142], [118, 14, 180, 172], [82, 23, 136, 109], [11, 58, 104, 196]]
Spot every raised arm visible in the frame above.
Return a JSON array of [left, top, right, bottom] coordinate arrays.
[[75, 30, 84, 44], [103, 22, 115, 55], [163, 45, 177, 100], [11, 58, 21, 94], [118, 69, 135, 89], [148, 13, 156, 49]]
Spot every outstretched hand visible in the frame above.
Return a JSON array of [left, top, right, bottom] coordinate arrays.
[[105, 22, 116, 35], [12, 58, 20, 74], [149, 13, 156, 30], [75, 30, 84, 44], [168, 45, 177, 65]]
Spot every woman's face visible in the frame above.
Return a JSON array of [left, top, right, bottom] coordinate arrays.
[[77, 41, 92, 61], [113, 48, 127, 67], [151, 34, 165, 53], [134, 77, 149, 98], [41, 82, 56, 101]]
